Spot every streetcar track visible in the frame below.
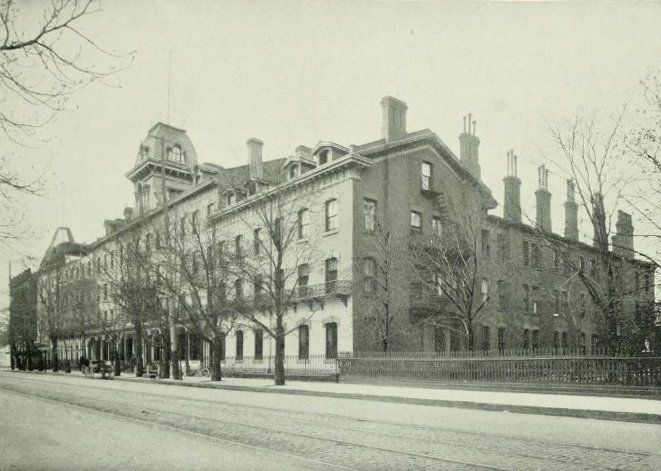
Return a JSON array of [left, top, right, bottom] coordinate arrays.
[[0, 383, 501, 471], [2, 372, 657, 471], [3, 371, 653, 460]]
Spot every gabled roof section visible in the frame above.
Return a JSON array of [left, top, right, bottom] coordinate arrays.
[[357, 129, 498, 210]]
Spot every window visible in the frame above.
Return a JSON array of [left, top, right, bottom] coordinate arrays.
[[104, 283, 108, 300], [497, 280, 506, 311], [289, 165, 297, 179], [432, 217, 442, 237], [254, 329, 263, 360], [481, 326, 490, 351], [497, 233, 509, 262], [253, 275, 263, 301], [325, 258, 338, 293], [234, 279, 243, 300], [580, 332, 586, 355], [523, 284, 530, 314], [481, 230, 491, 258], [155, 232, 161, 249], [227, 193, 235, 206], [363, 199, 376, 232], [531, 244, 541, 268], [644, 273, 652, 293], [481, 278, 489, 303], [553, 290, 560, 316], [235, 235, 243, 257], [298, 208, 309, 239], [523, 329, 530, 350], [421, 162, 432, 190], [191, 210, 199, 233], [561, 331, 568, 354], [235, 330, 243, 360], [553, 331, 560, 353], [363, 257, 376, 295], [325, 322, 338, 359], [298, 264, 310, 297], [522, 241, 529, 267], [579, 293, 586, 318], [207, 203, 214, 217], [532, 286, 540, 314], [410, 211, 422, 232], [168, 145, 183, 163], [318, 149, 329, 165], [325, 199, 338, 231], [562, 291, 570, 317], [298, 325, 309, 360], [253, 229, 261, 255], [497, 327, 506, 355]]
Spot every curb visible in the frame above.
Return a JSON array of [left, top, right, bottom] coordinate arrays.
[[113, 375, 661, 425]]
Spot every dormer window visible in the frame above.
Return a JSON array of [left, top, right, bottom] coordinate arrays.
[[318, 149, 329, 166], [140, 145, 150, 159], [227, 193, 235, 206], [289, 165, 298, 179], [248, 182, 257, 196]]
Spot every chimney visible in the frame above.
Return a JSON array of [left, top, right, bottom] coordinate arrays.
[[591, 193, 608, 252], [381, 96, 407, 142], [535, 165, 552, 232], [459, 114, 481, 179], [564, 179, 578, 241], [612, 210, 634, 259], [247, 138, 263, 180], [503, 149, 521, 222]]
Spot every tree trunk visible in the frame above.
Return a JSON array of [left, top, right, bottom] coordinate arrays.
[[467, 326, 475, 352], [112, 338, 121, 376], [160, 336, 170, 378], [51, 337, 59, 373], [10, 344, 16, 370], [210, 335, 223, 382], [274, 321, 285, 386], [169, 320, 182, 380], [184, 332, 191, 376], [134, 321, 144, 377]]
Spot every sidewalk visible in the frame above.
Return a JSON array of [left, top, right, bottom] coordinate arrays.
[[116, 371, 661, 424]]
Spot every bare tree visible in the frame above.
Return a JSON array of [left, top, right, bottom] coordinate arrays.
[[225, 192, 322, 386], [542, 114, 658, 352], [408, 206, 516, 353], [37, 267, 63, 371], [0, 0, 133, 242], [154, 210, 239, 381]]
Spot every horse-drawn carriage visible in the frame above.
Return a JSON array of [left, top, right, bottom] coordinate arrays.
[[84, 359, 113, 379]]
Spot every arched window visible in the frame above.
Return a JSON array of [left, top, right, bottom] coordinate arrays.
[[298, 325, 309, 360], [235, 330, 243, 360], [325, 322, 338, 359], [168, 145, 183, 163]]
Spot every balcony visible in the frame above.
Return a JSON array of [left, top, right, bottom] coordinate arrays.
[[294, 280, 352, 306]]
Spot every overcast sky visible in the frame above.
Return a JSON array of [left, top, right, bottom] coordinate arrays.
[[2, 1, 661, 307]]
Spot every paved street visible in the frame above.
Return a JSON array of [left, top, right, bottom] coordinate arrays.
[[1, 370, 660, 471]]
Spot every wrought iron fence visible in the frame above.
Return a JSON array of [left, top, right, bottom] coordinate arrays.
[[214, 354, 339, 378], [338, 354, 661, 386]]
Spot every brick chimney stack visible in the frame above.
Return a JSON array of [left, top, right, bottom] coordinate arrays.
[[247, 138, 263, 180], [535, 165, 552, 232], [381, 96, 407, 142], [612, 210, 634, 259], [459, 114, 481, 179], [564, 179, 579, 241], [591, 193, 608, 252], [503, 149, 521, 222]]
